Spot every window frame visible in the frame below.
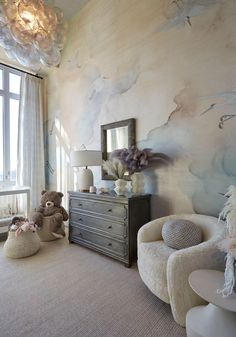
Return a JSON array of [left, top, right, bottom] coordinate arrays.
[[0, 64, 22, 186]]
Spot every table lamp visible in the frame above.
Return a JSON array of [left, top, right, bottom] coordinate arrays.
[[71, 150, 102, 192]]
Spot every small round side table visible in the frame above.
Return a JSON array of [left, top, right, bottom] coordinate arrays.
[[186, 269, 236, 337]]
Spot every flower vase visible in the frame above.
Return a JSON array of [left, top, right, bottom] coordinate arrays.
[[114, 179, 127, 196], [131, 172, 145, 194]]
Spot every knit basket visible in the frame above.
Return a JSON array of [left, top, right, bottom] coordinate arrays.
[[37, 216, 65, 242], [3, 230, 41, 259]]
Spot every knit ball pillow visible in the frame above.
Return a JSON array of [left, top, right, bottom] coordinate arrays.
[[162, 219, 202, 250]]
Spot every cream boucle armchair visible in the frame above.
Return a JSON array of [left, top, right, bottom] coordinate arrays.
[[137, 214, 226, 327]]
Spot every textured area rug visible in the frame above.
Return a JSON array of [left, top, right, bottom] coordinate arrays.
[[0, 237, 186, 337]]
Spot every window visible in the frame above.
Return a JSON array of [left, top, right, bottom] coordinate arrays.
[[0, 65, 22, 187]]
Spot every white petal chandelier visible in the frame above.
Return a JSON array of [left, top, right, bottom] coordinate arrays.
[[0, 0, 67, 68]]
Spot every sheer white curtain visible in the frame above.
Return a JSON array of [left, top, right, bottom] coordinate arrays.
[[17, 74, 45, 213]]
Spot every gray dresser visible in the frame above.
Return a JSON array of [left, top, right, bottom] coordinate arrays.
[[68, 191, 151, 267]]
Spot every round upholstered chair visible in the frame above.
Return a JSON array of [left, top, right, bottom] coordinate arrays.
[[137, 214, 226, 327]]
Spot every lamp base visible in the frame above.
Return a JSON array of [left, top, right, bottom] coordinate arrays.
[[78, 167, 93, 192]]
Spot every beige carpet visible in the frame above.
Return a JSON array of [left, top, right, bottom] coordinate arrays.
[[0, 236, 186, 337]]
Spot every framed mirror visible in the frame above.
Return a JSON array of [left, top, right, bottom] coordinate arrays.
[[101, 118, 136, 180]]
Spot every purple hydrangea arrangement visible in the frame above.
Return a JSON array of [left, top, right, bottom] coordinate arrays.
[[111, 145, 168, 175]]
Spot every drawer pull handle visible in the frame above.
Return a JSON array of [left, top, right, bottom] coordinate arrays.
[[78, 203, 83, 207], [107, 209, 112, 212], [108, 225, 112, 229], [78, 233, 83, 237], [78, 218, 83, 222], [108, 243, 112, 246]]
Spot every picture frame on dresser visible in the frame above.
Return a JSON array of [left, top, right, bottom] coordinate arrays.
[[68, 191, 151, 267]]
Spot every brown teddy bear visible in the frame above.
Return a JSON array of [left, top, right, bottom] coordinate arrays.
[[31, 190, 69, 240]]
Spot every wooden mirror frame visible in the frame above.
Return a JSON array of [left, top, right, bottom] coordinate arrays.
[[101, 118, 136, 180]]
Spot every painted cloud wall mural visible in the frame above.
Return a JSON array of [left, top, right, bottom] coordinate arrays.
[[46, 0, 236, 218]]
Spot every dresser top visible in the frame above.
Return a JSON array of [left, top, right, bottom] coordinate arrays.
[[68, 190, 151, 202]]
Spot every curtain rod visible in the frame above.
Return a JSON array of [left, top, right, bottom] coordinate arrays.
[[0, 62, 43, 79]]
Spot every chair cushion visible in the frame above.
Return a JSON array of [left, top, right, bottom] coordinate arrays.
[[162, 219, 202, 250]]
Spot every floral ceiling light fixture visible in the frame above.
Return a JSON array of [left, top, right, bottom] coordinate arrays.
[[0, 0, 67, 68]]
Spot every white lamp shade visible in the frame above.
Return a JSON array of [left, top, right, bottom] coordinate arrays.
[[71, 150, 102, 167]]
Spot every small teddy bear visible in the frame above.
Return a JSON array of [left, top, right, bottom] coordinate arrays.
[[31, 190, 69, 239], [8, 216, 25, 231], [15, 221, 38, 237]]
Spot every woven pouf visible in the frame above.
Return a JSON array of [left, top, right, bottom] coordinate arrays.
[[3, 231, 41, 259], [37, 216, 65, 242]]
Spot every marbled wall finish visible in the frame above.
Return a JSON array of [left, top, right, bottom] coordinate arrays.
[[46, 0, 236, 217]]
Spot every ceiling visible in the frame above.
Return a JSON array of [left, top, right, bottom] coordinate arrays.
[[48, 0, 90, 20]]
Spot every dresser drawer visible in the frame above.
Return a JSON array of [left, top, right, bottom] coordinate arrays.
[[70, 198, 127, 219], [70, 211, 126, 238], [70, 226, 126, 257]]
